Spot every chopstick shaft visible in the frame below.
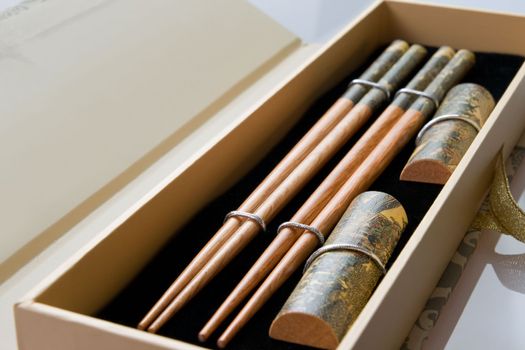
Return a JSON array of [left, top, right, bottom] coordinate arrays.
[[147, 45, 427, 333], [216, 50, 475, 348], [199, 46, 455, 342], [137, 40, 409, 331]]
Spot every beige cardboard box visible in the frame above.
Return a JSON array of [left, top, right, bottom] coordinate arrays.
[[14, 1, 525, 349]]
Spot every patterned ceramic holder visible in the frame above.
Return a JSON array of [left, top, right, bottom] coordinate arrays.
[[269, 191, 407, 349], [400, 83, 495, 184]]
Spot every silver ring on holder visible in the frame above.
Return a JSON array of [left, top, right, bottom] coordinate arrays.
[[394, 88, 440, 110], [348, 78, 391, 100], [224, 211, 266, 232], [415, 113, 481, 145], [303, 243, 387, 274], [278, 221, 325, 246]]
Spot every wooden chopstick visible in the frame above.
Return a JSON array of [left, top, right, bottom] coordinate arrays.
[[215, 49, 475, 348], [137, 40, 409, 331], [146, 44, 427, 333], [198, 46, 456, 342]]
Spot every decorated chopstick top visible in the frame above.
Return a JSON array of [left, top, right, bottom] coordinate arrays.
[[409, 49, 476, 116], [359, 44, 427, 110], [343, 40, 409, 103], [392, 46, 455, 109]]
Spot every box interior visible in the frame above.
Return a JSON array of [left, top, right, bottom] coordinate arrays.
[[20, 1, 525, 350], [93, 48, 523, 350]]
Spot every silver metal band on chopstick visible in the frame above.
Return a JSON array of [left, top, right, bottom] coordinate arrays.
[[348, 78, 392, 100], [224, 211, 267, 232], [395, 87, 440, 110], [303, 243, 387, 274], [278, 221, 325, 246], [415, 113, 481, 145]]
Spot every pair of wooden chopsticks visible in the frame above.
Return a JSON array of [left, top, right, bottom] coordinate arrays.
[[210, 48, 475, 347], [137, 39, 413, 333], [139, 42, 450, 344]]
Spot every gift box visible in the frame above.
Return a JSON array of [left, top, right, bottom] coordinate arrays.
[[14, 1, 525, 349]]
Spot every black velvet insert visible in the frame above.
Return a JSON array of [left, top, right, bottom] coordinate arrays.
[[97, 48, 523, 350]]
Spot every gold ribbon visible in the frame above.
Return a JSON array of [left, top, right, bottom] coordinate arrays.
[[471, 149, 525, 242]]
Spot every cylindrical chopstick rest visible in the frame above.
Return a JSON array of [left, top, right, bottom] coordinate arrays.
[[270, 192, 407, 349], [400, 83, 495, 184], [137, 40, 409, 331]]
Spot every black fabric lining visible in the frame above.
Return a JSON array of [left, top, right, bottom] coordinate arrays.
[[97, 47, 524, 350]]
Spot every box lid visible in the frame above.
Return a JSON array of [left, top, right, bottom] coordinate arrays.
[[0, 0, 302, 278]]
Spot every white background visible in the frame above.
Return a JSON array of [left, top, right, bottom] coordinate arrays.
[[2, 1, 525, 350]]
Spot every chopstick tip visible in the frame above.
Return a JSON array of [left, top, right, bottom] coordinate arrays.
[[217, 325, 239, 348], [146, 324, 159, 333], [198, 330, 209, 342], [217, 336, 229, 349]]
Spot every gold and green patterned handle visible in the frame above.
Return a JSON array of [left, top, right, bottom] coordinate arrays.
[[270, 191, 407, 349], [401, 83, 495, 184]]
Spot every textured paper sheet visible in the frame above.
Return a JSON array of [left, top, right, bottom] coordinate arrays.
[[0, 0, 298, 278]]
